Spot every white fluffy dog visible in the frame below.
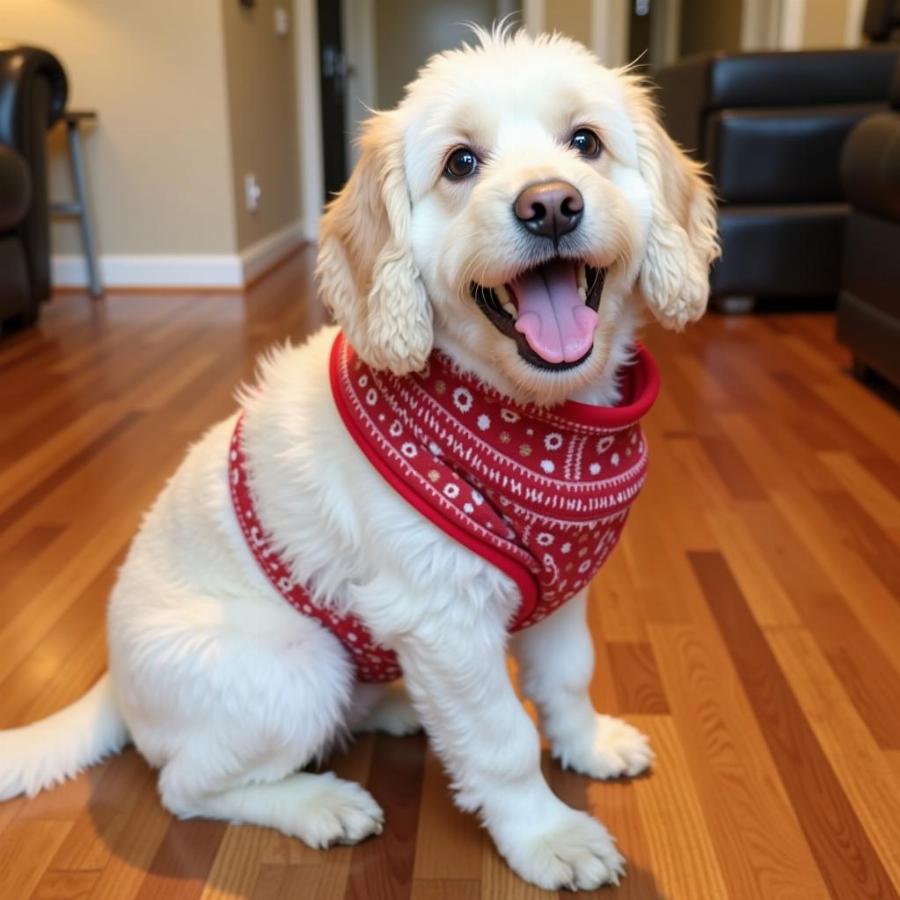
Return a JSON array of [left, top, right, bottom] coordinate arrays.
[[0, 29, 716, 891]]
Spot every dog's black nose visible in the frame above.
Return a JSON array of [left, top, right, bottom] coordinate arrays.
[[514, 180, 583, 242]]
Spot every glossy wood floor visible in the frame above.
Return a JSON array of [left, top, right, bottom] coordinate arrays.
[[1, 249, 899, 900]]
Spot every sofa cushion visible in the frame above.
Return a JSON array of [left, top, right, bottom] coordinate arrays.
[[707, 104, 882, 203], [711, 204, 847, 297]]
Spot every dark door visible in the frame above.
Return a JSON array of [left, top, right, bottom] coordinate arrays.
[[317, 0, 348, 199]]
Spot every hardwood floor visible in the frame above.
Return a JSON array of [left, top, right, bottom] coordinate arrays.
[[1, 248, 898, 899]]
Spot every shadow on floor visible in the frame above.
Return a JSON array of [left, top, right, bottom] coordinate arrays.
[[83, 741, 668, 897]]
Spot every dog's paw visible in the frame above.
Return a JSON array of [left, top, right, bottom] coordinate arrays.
[[497, 807, 625, 890], [295, 776, 384, 848], [554, 714, 654, 780], [355, 685, 423, 737]]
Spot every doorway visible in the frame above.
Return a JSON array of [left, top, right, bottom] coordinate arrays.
[[316, 0, 349, 199]]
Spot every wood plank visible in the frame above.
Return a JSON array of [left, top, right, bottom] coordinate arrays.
[[86, 759, 174, 900], [736, 499, 900, 750], [344, 735, 427, 900], [650, 621, 830, 900], [817, 450, 900, 537], [51, 753, 151, 873], [703, 505, 801, 628], [604, 643, 669, 715], [29, 870, 100, 900], [691, 551, 898, 900], [0, 820, 72, 900], [412, 752, 482, 881], [584, 777, 652, 900], [771, 488, 900, 670], [133, 818, 226, 900], [409, 880, 480, 900], [766, 627, 900, 893], [589, 555, 648, 643], [633, 716, 729, 900]]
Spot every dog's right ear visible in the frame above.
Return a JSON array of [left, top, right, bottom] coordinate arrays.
[[316, 111, 433, 374]]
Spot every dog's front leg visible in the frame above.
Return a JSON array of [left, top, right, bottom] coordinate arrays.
[[394, 611, 624, 891], [512, 587, 653, 779]]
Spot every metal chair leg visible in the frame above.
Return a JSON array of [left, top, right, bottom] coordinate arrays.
[[66, 121, 103, 297]]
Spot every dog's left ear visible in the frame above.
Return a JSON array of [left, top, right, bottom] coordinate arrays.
[[625, 79, 720, 329], [316, 110, 433, 374]]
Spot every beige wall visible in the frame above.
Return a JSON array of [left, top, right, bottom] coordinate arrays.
[[222, 0, 302, 251], [3, 0, 237, 256], [802, 0, 850, 46], [544, 0, 592, 43], [4, 0, 304, 264]]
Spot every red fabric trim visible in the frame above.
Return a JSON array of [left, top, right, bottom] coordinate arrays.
[[329, 336, 541, 626], [561, 345, 660, 426], [229, 418, 402, 682]]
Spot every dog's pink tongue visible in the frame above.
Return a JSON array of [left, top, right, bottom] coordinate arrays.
[[511, 260, 597, 364]]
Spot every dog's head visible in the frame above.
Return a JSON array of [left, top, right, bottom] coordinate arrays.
[[317, 28, 718, 406]]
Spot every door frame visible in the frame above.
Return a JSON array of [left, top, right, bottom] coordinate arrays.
[[295, 0, 324, 240]]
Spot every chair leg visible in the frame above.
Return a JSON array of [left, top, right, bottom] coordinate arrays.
[[67, 122, 103, 297]]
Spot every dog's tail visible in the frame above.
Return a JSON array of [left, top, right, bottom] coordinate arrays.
[[0, 672, 130, 800]]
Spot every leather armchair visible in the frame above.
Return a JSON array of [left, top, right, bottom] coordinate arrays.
[[836, 59, 900, 387], [0, 44, 67, 330], [653, 7, 899, 308]]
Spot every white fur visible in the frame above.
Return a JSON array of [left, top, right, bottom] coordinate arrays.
[[0, 27, 715, 891]]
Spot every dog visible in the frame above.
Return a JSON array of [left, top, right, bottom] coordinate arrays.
[[0, 28, 716, 891]]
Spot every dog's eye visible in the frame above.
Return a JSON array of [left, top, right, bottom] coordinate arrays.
[[444, 147, 478, 179], [570, 128, 602, 159]]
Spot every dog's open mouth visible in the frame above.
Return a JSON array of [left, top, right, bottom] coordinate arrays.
[[470, 260, 606, 370]]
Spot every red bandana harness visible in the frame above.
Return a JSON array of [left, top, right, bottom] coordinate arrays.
[[229, 332, 659, 682]]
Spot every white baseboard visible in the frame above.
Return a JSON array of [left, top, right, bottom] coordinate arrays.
[[240, 219, 307, 284], [52, 253, 244, 289], [304, 211, 320, 243], [52, 219, 307, 290]]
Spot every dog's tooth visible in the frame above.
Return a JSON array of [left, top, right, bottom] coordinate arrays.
[[578, 286, 587, 300], [577, 265, 587, 292], [494, 284, 516, 318]]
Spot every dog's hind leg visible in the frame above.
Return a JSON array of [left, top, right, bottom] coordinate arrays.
[[158, 754, 383, 848], [512, 588, 653, 779], [114, 591, 383, 847]]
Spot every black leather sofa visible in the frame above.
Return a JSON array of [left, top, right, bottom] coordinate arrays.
[[836, 59, 900, 387], [0, 45, 67, 331], [653, 3, 900, 308]]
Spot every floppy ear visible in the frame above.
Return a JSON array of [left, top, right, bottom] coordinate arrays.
[[315, 111, 433, 374], [625, 80, 720, 329]]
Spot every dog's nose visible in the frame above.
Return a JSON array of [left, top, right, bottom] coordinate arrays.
[[514, 180, 583, 242]]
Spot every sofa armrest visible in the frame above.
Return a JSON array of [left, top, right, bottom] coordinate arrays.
[[0, 46, 67, 305], [840, 111, 900, 222], [0, 45, 68, 148], [0, 144, 31, 232]]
